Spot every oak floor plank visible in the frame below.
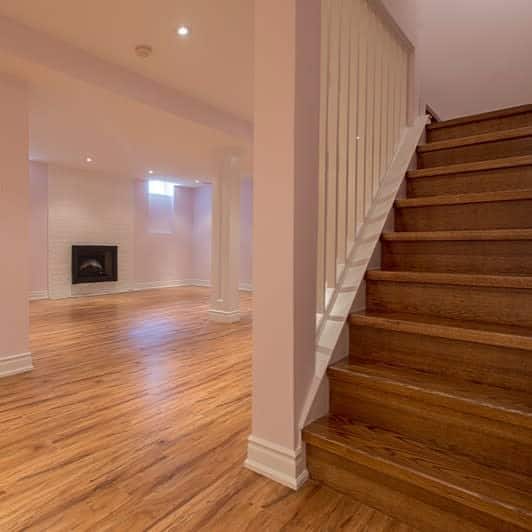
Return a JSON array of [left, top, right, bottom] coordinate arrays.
[[0, 287, 415, 532]]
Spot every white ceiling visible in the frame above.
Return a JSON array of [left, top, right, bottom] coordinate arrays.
[[0, 1, 253, 183], [0, 0, 254, 121]]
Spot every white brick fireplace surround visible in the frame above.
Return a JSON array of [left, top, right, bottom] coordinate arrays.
[[47, 165, 135, 299]]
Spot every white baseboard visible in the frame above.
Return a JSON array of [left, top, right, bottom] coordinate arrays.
[[245, 435, 309, 490], [186, 279, 211, 288], [133, 280, 188, 291], [30, 290, 49, 301], [188, 279, 253, 292], [0, 352, 33, 378], [208, 308, 241, 323]]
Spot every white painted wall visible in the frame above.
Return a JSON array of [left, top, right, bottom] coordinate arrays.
[[417, 0, 532, 119]]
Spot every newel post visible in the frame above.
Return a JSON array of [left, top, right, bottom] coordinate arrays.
[[245, 0, 321, 489]]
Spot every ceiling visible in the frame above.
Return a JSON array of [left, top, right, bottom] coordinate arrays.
[[0, 1, 253, 184], [0, 0, 254, 121]]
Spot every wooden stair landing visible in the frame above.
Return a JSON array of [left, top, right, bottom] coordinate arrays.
[[303, 103, 532, 532]]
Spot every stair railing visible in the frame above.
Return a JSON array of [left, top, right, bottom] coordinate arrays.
[[301, 0, 422, 427]]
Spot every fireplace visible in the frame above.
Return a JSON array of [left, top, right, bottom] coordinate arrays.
[[72, 245, 118, 284]]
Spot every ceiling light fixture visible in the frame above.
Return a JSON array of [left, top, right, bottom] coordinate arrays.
[[148, 169, 154, 175], [195, 179, 200, 184], [85, 156, 94, 163], [177, 25, 190, 37], [135, 44, 153, 58]]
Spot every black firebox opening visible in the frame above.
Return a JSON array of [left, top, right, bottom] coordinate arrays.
[[72, 245, 118, 284]]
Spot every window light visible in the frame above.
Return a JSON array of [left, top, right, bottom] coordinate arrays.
[[148, 180, 175, 197]]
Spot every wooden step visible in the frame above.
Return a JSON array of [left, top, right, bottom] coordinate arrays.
[[349, 311, 532, 392], [394, 189, 532, 232], [366, 271, 532, 327], [381, 229, 532, 275], [328, 361, 532, 475], [426, 104, 532, 142], [304, 416, 532, 532], [406, 156, 532, 197], [417, 127, 532, 168]]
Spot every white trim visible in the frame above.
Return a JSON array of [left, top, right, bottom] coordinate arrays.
[[207, 308, 241, 323], [188, 279, 253, 292], [0, 352, 33, 378], [239, 282, 253, 292], [245, 435, 309, 490], [30, 290, 49, 301], [186, 279, 211, 288], [133, 280, 189, 291]]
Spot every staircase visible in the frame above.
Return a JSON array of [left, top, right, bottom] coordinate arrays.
[[303, 104, 532, 532]]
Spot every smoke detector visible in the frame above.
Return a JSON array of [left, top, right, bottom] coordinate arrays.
[[135, 45, 153, 58]]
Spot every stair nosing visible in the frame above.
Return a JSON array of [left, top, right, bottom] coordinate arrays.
[[417, 126, 532, 153], [407, 155, 532, 179], [427, 104, 532, 131], [366, 270, 532, 290], [382, 229, 532, 242], [349, 312, 532, 351], [395, 188, 532, 208], [304, 418, 532, 530], [329, 362, 532, 430]]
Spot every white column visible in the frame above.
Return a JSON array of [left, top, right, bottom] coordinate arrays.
[[0, 75, 32, 377], [208, 151, 241, 323], [245, 0, 321, 489]]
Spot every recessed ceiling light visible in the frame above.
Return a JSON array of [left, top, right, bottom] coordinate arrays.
[[85, 156, 94, 163], [195, 179, 200, 184], [148, 169, 154, 175], [177, 25, 190, 37]]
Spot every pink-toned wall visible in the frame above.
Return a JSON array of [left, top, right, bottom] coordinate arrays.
[[134, 181, 194, 286], [417, 0, 532, 119], [29, 162, 48, 296], [191, 181, 253, 287], [191, 185, 212, 283], [239, 178, 253, 288], [29, 169, 253, 295], [0, 77, 29, 359]]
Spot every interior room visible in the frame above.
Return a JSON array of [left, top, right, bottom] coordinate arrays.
[[1, 1, 531, 531]]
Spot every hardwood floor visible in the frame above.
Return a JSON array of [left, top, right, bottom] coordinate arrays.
[[0, 287, 415, 532]]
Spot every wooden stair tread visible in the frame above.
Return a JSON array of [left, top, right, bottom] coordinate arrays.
[[303, 416, 532, 530], [396, 188, 532, 208], [350, 311, 532, 351], [366, 270, 532, 290], [427, 104, 532, 131], [417, 126, 532, 153], [407, 155, 532, 179], [329, 361, 532, 430], [382, 229, 532, 242]]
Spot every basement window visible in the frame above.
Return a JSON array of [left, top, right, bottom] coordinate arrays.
[[148, 180, 175, 197]]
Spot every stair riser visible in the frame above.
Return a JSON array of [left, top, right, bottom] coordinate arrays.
[[306, 445, 524, 532], [407, 166, 532, 197], [366, 280, 532, 327], [427, 112, 532, 142], [349, 324, 532, 393], [418, 137, 532, 168], [330, 381, 532, 476], [382, 240, 532, 275], [395, 199, 532, 232]]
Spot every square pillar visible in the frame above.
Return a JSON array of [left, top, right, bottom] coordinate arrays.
[[208, 151, 241, 323], [245, 0, 321, 488], [0, 76, 32, 377]]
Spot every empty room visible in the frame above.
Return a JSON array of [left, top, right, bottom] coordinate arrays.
[[1, 1, 531, 530]]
